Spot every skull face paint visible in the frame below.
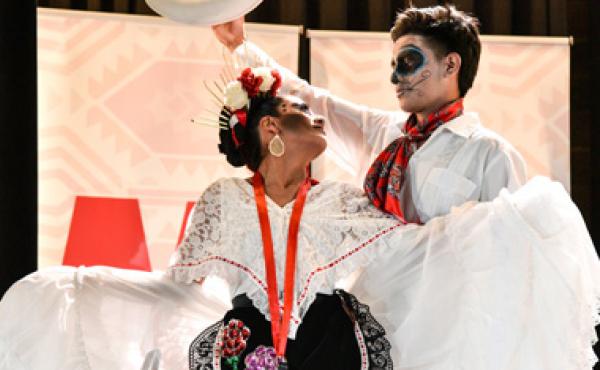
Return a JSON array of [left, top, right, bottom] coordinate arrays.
[[391, 46, 427, 84], [391, 45, 433, 100], [391, 34, 454, 114]]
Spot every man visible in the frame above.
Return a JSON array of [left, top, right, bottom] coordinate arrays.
[[214, 5, 526, 223]]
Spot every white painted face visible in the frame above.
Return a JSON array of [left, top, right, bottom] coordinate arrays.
[[391, 34, 454, 115]]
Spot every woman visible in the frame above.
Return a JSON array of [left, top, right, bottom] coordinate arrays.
[[173, 67, 398, 369], [169, 67, 600, 370]]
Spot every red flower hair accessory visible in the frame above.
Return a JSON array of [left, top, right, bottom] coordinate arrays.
[[221, 67, 283, 148], [269, 70, 282, 96], [226, 109, 247, 148], [223, 67, 283, 113], [237, 68, 262, 98]]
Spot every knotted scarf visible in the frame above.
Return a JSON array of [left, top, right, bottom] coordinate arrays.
[[363, 99, 464, 221]]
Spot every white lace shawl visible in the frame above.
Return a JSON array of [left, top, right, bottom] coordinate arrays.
[[167, 177, 403, 338]]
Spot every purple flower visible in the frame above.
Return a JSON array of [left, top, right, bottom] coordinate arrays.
[[244, 345, 279, 370]]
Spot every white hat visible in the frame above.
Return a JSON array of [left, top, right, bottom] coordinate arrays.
[[146, 0, 263, 25]]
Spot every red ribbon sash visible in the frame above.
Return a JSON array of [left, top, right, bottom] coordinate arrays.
[[252, 172, 312, 360]]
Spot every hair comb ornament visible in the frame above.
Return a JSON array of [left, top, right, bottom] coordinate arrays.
[[190, 47, 240, 129], [192, 65, 282, 148]]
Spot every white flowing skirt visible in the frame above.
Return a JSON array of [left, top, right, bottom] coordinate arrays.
[[0, 177, 598, 370], [352, 177, 600, 370], [0, 268, 231, 370]]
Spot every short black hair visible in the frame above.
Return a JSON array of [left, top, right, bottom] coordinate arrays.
[[218, 96, 282, 171], [391, 5, 481, 97]]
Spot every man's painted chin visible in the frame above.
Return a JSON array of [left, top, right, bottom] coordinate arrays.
[[396, 92, 409, 105], [398, 97, 420, 113]]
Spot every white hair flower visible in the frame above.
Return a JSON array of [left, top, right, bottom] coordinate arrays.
[[253, 67, 276, 92], [224, 80, 249, 110]]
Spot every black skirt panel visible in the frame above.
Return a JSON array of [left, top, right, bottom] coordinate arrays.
[[189, 290, 392, 370]]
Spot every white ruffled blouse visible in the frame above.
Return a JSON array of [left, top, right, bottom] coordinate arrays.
[[167, 177, 406, 338]]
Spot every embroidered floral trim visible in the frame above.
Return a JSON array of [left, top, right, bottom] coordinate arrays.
[[189, 292, 392, 370], [339, 290, 393, 370], [220, 319, 251, 370], [354, 322, 369, 370], [213, 326, 223, 370], [189, 321, 222, 370]]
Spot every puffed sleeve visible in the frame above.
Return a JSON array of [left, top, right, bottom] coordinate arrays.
[[480, 141, 527, 201], [168, 180, 223, 283], [233, 41, 407, 179]]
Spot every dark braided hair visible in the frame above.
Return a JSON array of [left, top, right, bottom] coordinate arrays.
[[390, 5, 481, 97], [218, 95, 282, 172]]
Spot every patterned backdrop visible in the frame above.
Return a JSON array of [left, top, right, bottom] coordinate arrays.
[[309, 30, 571, 190], [38, 11, 570, 270], [38, 8, 301, 269]]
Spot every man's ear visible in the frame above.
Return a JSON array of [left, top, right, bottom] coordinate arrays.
[[445, 52, 462, 76]]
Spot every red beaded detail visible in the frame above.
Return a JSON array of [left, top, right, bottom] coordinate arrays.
[[296, 223, 403, 306], [213, 325, 224, 369], [174, 255, 268, 291], [354, 322, 369, 370], [173, 221, 401, 326], [172, 256, 301, 325]]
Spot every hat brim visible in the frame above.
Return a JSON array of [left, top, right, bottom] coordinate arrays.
[[146, 0, 263, 26]]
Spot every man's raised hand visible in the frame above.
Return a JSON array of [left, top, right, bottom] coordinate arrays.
[[212, 17, 245, 52]]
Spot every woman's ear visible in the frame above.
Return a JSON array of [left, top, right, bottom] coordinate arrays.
[[259, 115, 281, 135], [445, 52, 462, 76]]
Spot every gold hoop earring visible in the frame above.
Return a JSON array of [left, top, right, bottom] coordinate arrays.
[[268, 135, 285, 157]]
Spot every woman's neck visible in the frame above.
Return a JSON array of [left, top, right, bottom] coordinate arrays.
[[257, 159, 309, 207]]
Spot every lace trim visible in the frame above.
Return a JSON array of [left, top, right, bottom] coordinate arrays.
[[213, 325, 224, 370], [338, 290, 393, 370], [168, 258, 302, 329], [353, 322, 369, 370], [172, 256, 266, 290], [189, 321, 222, 370], [175, 181, 222, 266], [188, 293, 392, 370], [296, 223, 403, 306], [169, 221, 399, 338], [171, 178, 402, 338]]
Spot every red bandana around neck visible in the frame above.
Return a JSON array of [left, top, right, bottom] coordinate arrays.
[[363, 98, 464, 222]]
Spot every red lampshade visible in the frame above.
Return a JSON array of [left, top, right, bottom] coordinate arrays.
[[63, 196, 151, 271]]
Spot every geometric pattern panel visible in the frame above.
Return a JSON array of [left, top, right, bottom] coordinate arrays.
[[38, 8, 301, 270], [309, 30, 570, 192]]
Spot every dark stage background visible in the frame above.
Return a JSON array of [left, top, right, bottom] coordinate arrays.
[[2, 0, 599, 364]]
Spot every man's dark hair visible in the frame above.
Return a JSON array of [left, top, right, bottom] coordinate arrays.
[[391, 5, 481, 97]]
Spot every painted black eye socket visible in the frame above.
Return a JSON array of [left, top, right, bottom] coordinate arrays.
[[394, 48, 426, 77]]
